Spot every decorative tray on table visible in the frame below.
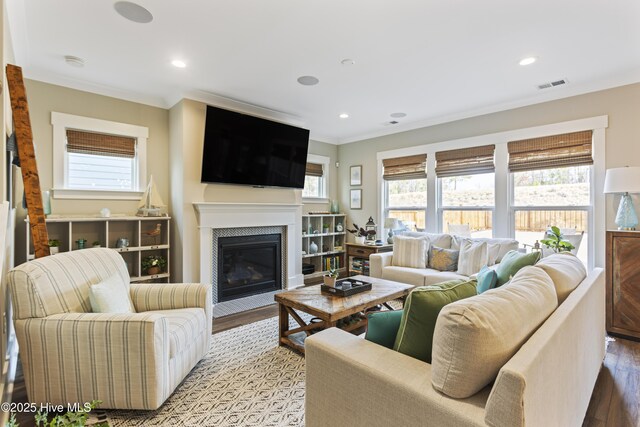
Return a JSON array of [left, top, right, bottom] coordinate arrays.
[[321, 278, 372, 297]]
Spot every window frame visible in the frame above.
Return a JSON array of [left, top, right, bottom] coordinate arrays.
[[437, 173, 496, 237], [302, 154, 330, 203], [51, 112, 148, 200], [383, 177, 428, 231]]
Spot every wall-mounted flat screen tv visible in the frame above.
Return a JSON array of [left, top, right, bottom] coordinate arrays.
[[201, 105, 310, 189]]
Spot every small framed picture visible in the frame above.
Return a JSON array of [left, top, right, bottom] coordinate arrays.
[[350, 189, 362, 210], [350, 165, 362, 186]]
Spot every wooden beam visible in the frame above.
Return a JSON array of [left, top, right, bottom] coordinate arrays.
[[6, 64, 49, 258]]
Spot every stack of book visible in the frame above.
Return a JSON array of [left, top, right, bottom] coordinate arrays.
[[351, 257, 369, 275]]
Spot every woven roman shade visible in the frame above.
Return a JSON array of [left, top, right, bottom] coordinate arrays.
[[508, 130, 593, 172], [305, 162, 324, 177], [435, 145, 495, 177], [382, 154, 427, 180], [66, 129, 136, 158]]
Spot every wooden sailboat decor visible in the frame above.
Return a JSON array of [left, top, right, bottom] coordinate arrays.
[[136, 175, 166, 217]]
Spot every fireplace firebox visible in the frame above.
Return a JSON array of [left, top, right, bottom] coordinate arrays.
[[217, 233, 281, 302]]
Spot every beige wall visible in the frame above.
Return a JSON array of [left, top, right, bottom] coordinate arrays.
[[169, 98, 338, 282], [14, 80, 170, 264], [338, 83, 640, 240]]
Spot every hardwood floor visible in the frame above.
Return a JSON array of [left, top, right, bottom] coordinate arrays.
[[9, 306, 640, 426]]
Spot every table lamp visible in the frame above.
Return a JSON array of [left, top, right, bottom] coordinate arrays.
[[384, 218, 400, 244], [603, 166, 640, 230]]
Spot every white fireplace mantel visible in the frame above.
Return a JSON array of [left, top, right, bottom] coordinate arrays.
[[193, 202, 304, 290]]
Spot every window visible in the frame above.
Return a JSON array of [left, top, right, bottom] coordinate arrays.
[[437, 145, 495, 237], [509, 131, 594, 264], [51, 112, 148, 200], [302, 154, 330, 200], [383, 155, 427, 231]]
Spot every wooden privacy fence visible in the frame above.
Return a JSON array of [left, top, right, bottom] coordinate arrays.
[[389, 209, 588, 233]]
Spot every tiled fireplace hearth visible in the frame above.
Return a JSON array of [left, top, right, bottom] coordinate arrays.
[[193, 202, 304, 316]]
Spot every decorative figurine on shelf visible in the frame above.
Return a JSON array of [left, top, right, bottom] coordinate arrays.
[[137, 175, 166, 217], [336, 222, 344, 232], [309, 241, 319, 254], [76, 238, 87, 250], [116, 237, 130, 248], [330, 200, 340, 214], [365, 217, 377, 241], [143, 223, 162, 245]]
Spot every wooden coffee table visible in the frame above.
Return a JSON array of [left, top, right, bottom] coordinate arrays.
[[274, 276, 413, 353]]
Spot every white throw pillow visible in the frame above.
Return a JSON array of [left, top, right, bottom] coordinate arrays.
[[402, 232, 452, 249], [487, 243, 501, 266], [392, 235, 429, 269], [431, 266, 558, 398], [456, 240, 488, 276], [89, 275, 136, 313]]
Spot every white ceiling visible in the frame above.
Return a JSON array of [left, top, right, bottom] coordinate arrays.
[[6, 0, 640, 144]]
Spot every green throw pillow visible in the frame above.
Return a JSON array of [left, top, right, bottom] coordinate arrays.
[[393, 279, 477, 363], [364, 310, 404, 349], [495, 250, 541, 287], [476, 265, 497, 294]]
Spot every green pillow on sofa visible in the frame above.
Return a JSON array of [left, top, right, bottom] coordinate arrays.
[[495, 250, 541, 287], [393, 279, 477, 363], [364, 310, 404, 349]]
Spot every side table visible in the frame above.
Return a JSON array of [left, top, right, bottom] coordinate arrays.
[[346, 242, 393, 276]]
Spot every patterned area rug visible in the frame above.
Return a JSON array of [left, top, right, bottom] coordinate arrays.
[[106, 317, 305, 426]]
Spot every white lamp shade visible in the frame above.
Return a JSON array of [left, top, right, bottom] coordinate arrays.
[[603, 167, 640, 194], [384, 217, 400, 229]]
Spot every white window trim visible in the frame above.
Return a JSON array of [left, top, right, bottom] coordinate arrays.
[[376, 115, 608, 270], [302, 154, 330, 203], [51, 112, 148, 200]]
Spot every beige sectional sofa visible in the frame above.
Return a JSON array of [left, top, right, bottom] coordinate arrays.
[[369, 233, 519, 286], [306, 254, 605, 427]]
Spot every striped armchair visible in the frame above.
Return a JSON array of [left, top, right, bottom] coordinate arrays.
[[8, 248, 211, 410]]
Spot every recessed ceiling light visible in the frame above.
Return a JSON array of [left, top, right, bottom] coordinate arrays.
[[64, 55, 85, 68], [171, 60, 187, 68], [519, 56, 538, 66], [114, 1, 153, 23], [341, 59, 355, 66], [390, 112, 406, 118], [339, 113, 349, 119], [297, 76, 319, 86]]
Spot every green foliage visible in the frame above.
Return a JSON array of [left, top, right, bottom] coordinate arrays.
[[47, 240, 60, 247], [327, 268, 339, 279], [142, 254, 167, 271], [540, 226, 575, 253], [346, 223, 375, 238], [7, 400, 107, 427]]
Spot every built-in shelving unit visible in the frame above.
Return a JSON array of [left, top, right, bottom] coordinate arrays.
[[302, 213, 346, 282], [26, 216, 171, 283]]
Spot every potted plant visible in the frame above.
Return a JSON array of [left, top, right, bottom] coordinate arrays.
[[142, 254, 167, 275], [92, 241, 101, 248], [323, 268, 339, 287], [323, 223, 330, 234], [540, 226, 575, 253], [347, 223, 376, 244], [48, 239, 60, 255]]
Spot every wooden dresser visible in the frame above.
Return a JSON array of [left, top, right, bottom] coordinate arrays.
[[606, 230, 640, 340]]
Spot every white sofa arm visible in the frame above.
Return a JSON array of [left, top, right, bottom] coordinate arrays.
[[370, 252, 393, 278], [15, 312, 169, 409], [306, 328, 489, 427]]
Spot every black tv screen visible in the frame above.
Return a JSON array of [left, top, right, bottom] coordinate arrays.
[[201, 105, 310, 189]]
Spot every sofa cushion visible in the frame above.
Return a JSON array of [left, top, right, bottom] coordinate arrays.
[[429, 246, 459, 271], [495, 250, 541, 286], [147, 308, 207, 358], [535, 252, 587, 304], [476, 265, 497, 294], [452, 236, 519, 263], [382, 266, 467, 287], [392, 235, 429, 269], [457, 240, 488, 276], [364, 310, 403, 349], [402, 232, 452, 249], [89, 275, 136, 314], [394, 279, 477, 363], [487, 243, 501, 266], [431, 266, 558, 398]]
